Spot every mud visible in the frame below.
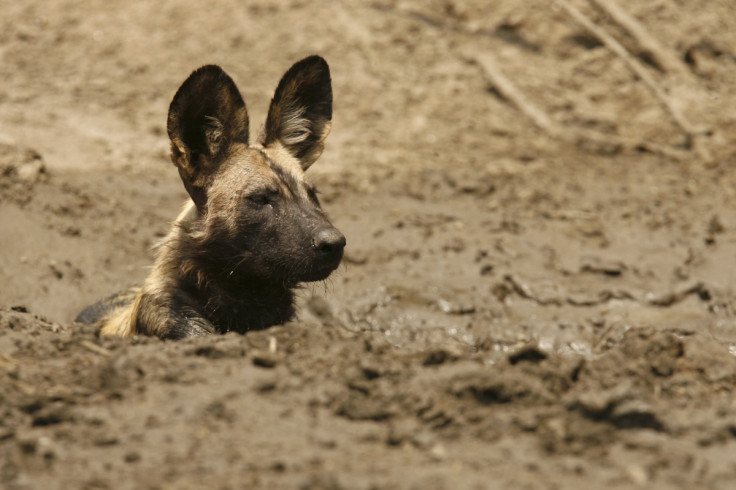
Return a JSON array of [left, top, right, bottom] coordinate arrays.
[[2, 0, 736, 488]]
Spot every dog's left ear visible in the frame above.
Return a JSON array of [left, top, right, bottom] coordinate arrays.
[[167, 65, 249, 211], [261, 55, 332, 170]]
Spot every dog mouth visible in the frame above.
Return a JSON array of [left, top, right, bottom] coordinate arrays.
[[297, 251, 343, 283], [222, 255, 342, 286], [221, 244, 343, 285], [300, 269, 337, 283]]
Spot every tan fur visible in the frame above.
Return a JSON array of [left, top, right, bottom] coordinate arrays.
[[100, 203, 198, 337], [98, 293, 139, 337]]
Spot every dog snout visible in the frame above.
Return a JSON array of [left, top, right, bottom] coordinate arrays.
[[313, 227, 346, 257]]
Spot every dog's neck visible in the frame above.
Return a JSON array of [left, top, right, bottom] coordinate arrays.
[[187, 273, 296, 334]]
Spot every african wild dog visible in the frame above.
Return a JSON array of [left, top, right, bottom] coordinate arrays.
[[75, 56, 345, 339]]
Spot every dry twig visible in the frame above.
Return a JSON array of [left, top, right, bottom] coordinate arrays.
[[472, 52, 691, 159], [588, 0, 687, 75], [557, 0, 704, 148], [474, 52, 561, 137], [80, 340, 112, 357]]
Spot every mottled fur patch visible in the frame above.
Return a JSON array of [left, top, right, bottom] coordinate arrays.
[[77, 56, 344, 339]]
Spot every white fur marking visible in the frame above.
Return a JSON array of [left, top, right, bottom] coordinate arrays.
[[281, 104, 311, 146]]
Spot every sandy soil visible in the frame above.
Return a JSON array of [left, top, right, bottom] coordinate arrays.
[[2, 0, 736, 488]]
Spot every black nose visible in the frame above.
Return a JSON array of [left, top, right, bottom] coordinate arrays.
[[313, 228, 346, 256]]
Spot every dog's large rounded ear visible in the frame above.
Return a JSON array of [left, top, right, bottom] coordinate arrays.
[[167, 65, 249, 210], [261, 56, 332, 171]]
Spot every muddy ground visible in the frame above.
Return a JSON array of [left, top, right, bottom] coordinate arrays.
[[2, 0, 736, 488]]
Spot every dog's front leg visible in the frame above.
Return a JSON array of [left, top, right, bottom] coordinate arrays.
[[135, 292, 217, 340]]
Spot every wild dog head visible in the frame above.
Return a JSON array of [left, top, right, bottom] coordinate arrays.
[[166, 56, 345, 287]]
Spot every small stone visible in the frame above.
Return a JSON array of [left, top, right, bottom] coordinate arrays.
[[252, 351, 279, 368]]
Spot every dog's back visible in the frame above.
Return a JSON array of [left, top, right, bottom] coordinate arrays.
[[74, 288, 139, 325]]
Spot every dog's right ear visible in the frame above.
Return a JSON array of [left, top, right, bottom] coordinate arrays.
[[261, 56, 332, 171], [167, 65, 249, 211]]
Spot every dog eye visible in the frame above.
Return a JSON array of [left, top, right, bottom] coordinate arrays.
[[307, 186, 321, 206], [247, 193, 272, 207]]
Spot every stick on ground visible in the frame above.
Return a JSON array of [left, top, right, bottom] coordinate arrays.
[[588, 0, 687, 75], [473, 52, 561, 137], [557, 0, 702, 147], [473, 50, 692, 160]]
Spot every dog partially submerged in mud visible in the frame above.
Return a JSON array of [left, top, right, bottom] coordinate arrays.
[[76, 56, 345, 339]]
